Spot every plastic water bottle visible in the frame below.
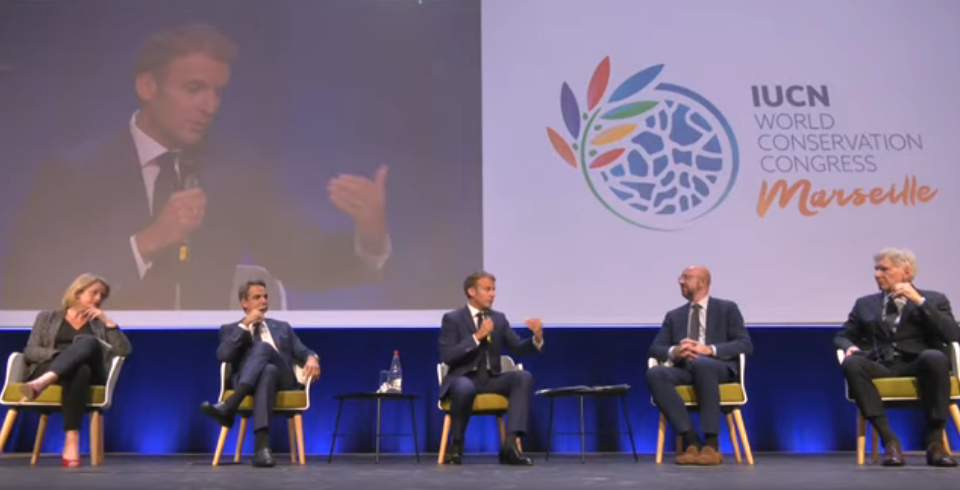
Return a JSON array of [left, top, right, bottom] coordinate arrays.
[[389, 350, 402, 393]]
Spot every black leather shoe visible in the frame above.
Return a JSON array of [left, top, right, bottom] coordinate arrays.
[[881, 441, 905, 467], [444, 439, 463, 465], [926, 443, 958, 467], [251, 447, 276, 468], [200, 402, 235, 429], [499, 446, 533, 466]]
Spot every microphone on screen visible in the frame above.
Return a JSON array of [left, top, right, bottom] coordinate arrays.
[[178, 154, 200, 263]]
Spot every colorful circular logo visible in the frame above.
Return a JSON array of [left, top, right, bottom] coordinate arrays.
[[547, 58, 738, 230]]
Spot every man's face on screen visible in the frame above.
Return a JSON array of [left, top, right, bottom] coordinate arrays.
[[137, 52, 231, 148], [241, 285, 269, 314], [468, 277, 496, 310], [874, 258, 910, 292]]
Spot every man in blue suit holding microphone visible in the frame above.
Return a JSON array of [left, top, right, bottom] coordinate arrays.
[[438, 271, 544, 466]]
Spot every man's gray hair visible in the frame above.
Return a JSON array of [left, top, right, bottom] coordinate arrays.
[[874, 248, 917, 281]]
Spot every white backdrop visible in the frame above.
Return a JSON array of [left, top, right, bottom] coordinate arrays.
[[482, 0, 960, 324]]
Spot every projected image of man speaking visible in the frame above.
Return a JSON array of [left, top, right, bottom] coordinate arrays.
[[1, 24, 391, 310]]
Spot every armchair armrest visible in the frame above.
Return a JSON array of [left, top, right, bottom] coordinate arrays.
[[5, 352, 26, 384], [97, 356, 126, 409], [2, 353, 27, 406]]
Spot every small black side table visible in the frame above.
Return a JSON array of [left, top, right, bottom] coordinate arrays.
[[328, 392, 420, 463], [536, 385, 638, 463]]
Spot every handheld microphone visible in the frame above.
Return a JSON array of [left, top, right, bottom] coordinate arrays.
[[481, 309, 492, 343], [178, 155, 200, 263]]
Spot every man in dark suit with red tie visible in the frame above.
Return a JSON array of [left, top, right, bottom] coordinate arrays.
[[647, 265, 753, 465], [438, 271, 544, 465], [836, 248, 958, 467]]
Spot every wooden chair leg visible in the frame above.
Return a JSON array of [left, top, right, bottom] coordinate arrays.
[[943, 430, 952, 456], [732, 408, 754, 465], [727, 412, 742, 464], [437, 414, 451, 464], [856, 412, 866, 465], [212, 426, 229, 466], [31, 414, 48, 466], [98, 412, 105, 465], [88, 413, 98, 466], [234, 417, 248, 463], [497, 416, 506, 445], [950, 404, 960, 445], [90, 411, 104, 466], [294, 414, 306, 465], [0, 409, 18, 454], [288, 418, 297, 463], [654, 413, 665, 464], [871, 425, 879, 464]]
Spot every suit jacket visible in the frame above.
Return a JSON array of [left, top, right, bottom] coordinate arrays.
[[216, 317, 317, 386], [1, 128, 376, 309], [23, 309, 133, 379], [438, 307, 541, 399], [648, 297, 753, 374], [834, 289, 958, 363]]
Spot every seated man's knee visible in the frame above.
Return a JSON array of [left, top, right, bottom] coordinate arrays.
[[514, 370, 533, 387], [918, 349, 950, 370], [688, 356, 721, 373], [250, 342, 275, 356], [449, 377, 477, 398], [260, 363, 279, 379], [841, 353, 867, 374], [646, 365, 669, 384]]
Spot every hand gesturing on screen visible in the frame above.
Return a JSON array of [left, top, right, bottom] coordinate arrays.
[[328, 165, 389, 254]]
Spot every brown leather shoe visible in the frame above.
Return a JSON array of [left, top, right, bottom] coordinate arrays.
[[881, 441, 905, 467], [926, 443, 958, 467], [675, 445, 699, 465], [696, 446, 723, 465]]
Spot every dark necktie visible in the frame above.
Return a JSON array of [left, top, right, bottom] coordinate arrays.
[[252, 322, 264, 343], [152, 151, 180, 216], [687, 304, 702, 341], [476, 312, 489, 384], [142, 151, 181, 307], [884, 296, 899, 332]]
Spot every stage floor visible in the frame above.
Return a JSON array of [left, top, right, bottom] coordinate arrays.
[[1, 453, 958, 489]]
